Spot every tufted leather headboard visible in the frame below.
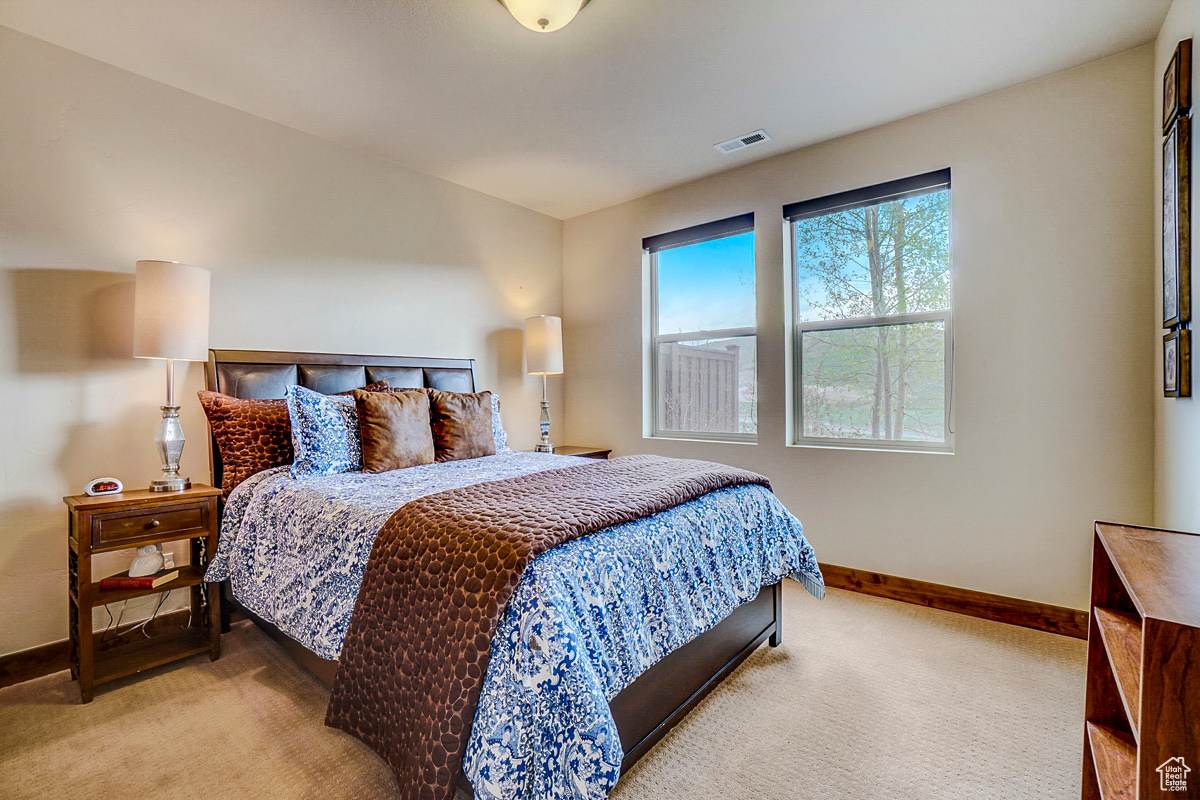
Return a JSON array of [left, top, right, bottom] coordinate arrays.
[[204, 348, 476, 490]]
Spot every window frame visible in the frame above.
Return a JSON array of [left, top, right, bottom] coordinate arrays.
[[644, 213, 757, 444], [784, 170, 954, 453]]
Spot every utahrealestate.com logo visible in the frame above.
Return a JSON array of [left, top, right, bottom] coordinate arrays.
[[1158, 757, 1191, 792]]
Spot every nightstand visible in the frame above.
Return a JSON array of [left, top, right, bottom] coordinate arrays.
[[63, 484, 222, 703], [529, 446, 612, 459]]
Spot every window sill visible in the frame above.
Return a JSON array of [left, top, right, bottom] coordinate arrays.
[[788, 440, 954, 455], [646, 434, 758, 446]]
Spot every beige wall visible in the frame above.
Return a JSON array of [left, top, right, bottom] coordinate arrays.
[[1155, 0, 1200, 531], [0, 28, 563, 656], [562, 46, 1156, 610], [0, 24, 1163, 659]]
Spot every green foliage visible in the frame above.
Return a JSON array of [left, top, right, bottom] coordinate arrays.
[[795, 190, 950, 442], [795, 192, 949, 320], [802, 323, 945, 441]]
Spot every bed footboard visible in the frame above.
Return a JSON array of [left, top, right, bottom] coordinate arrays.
[[230, 580, 782, 785], [611, 581, 781, 769]]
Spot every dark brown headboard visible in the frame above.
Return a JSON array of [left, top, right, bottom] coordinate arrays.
[[204, 348, 476, 490]]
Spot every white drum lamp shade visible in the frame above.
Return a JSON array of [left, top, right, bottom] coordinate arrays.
[[133, 260, 211, 362], [525, 315, 563, 375]]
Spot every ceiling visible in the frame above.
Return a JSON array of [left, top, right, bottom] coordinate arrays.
[[0, 0, 1171, 219]]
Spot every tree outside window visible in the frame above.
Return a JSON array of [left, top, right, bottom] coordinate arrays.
[[789, 171, 952, 450]]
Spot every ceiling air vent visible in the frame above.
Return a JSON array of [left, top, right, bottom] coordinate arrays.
[[714, 129, 771, 154]]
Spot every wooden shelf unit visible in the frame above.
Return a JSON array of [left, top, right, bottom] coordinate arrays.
[[1082, 522, 1200, 799], [64, 485, 222, 703]]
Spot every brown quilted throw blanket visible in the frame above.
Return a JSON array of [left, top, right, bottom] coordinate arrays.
[[325, 454, 771, 800]]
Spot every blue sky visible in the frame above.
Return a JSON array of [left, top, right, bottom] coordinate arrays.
[[657, 232, 755, 334], [654, 229, 833, 331], [656, 209, 948, 332]]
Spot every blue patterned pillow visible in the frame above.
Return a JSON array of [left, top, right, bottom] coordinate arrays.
[[285, 385, 363, 477], [491, 393, 511, 452]]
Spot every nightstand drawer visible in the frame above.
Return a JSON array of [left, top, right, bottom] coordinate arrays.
[[90, 502, 210, 550]]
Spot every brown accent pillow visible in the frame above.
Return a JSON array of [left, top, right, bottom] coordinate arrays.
[[199, 380, 390, 496], [352, 389, 435, 473], [427, 389, 497, 462]]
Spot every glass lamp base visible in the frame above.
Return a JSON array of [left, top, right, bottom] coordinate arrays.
[[152, 403, 189, 492], [150, 476, 191, 492], [536, 398, 554, 454]]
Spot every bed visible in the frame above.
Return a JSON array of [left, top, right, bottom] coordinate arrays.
[[202, 348, 822, 800]]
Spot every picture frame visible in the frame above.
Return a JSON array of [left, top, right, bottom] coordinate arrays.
[[1164, 328, 1191, 398], [1163, 114, 1191, 328], [1164, 39, 1192, 133]]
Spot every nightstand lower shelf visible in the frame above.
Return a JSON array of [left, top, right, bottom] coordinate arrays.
[[93, 627, 212, 686]]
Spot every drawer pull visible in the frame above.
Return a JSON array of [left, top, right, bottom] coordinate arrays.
[[148, 519, 161, 528]]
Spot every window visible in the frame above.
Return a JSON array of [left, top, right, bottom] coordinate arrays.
[[785, 169, 952, 451], [645, 213, 756, 442]]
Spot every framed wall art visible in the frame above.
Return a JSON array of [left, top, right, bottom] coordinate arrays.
[[1164, 328, 1191, 397], [1163, 114, 1191, 328], [1164, 39, 1192, 133]]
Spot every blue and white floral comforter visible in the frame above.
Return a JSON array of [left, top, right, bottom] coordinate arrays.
[[206, 452, 823, 800]]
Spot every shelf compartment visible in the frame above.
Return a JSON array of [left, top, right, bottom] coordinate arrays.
[[1086, 721, 1136, 800], [1093, 607, 1142, 738], [90, 565, 205, 606], [93, 627, 210, 686]]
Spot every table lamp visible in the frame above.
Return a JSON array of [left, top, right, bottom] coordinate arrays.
[[525, 315, 563, 453], [133, 260, 211, 491]]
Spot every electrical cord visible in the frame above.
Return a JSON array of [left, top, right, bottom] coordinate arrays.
[[99, 590, 173, 643], [128, 591, 170, 639]]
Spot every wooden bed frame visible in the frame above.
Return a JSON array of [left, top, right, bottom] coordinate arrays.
[[204, 348, 783, 784]]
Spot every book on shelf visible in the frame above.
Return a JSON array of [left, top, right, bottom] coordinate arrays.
[[98, 569, 180, 590]]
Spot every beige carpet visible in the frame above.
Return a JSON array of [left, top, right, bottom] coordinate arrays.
[[0, 584, 1086, 799]]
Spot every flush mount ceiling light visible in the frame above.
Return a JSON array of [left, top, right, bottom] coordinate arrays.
[[497, 0, 591, 33]]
